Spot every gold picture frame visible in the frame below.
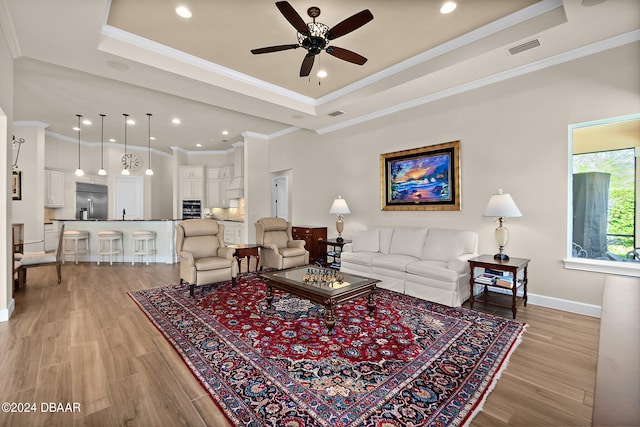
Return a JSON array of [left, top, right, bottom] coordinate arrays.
[[12, 171, 22, 201], [380, 140, 461, 211]]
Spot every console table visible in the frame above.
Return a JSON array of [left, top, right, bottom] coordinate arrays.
[[468, 255, 530, 319]]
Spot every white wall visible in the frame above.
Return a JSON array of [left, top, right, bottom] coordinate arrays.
[[11, 124, 46, 249], [0, 26, 14, 321], [267, 42, 640, 310]]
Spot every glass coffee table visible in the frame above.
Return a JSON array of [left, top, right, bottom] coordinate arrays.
[[261, 266, 380, 334]]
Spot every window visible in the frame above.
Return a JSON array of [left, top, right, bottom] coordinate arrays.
[[566, 114, 640, 276]]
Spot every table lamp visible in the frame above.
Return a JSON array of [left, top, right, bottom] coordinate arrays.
[[482, 188, 522, 261], [329, 195, 350, 242]]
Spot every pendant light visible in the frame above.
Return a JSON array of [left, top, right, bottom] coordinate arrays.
[[121, 113, 130, 175], [98, 114, 107, 176], [74, 114, 84, 177], [145, 113, 154, 176]]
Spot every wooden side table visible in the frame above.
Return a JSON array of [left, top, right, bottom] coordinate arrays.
[[228, 244, 260, 275], [318, 239, 352, 269], [468, 255, 530, 319]]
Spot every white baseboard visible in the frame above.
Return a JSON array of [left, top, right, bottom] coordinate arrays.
[[473, 284, 601, 318], [528, 293, 601, 318], [0, 298, 15, 322]]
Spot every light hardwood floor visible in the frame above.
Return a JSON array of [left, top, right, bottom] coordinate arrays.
[[0, 262, 600, 426]]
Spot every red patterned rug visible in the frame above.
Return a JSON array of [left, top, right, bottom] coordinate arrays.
[[129, 272, 525, 426]]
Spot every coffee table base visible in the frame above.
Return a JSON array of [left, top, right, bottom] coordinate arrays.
[[264, 282, 376, 335]]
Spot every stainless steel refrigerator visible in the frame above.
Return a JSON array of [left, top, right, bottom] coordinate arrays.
[[76, 182, 108, 219]]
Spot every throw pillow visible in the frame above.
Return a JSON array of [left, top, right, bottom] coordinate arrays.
[[389, 227, 428, 259], [352, 229, 379, 252]]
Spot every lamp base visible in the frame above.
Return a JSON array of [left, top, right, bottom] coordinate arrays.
[[336, 236, 344, 243], [493, 253, 510, 261]]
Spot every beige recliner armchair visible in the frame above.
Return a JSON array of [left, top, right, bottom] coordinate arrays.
[[176, 219, 237, 297], [256, 217, 309, 270]]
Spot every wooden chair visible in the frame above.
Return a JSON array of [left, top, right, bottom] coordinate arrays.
[[14, 224, 65, 289]]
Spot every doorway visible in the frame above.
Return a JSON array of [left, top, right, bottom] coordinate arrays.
[[271, 175, 288, 220], [115, 176, 144, 220]]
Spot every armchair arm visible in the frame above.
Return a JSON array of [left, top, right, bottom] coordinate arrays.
[[448, 253, 477, 274], [288, 240, 305, 249], [179, 251, 196, 265], [217, 246, 235, 259], [260, 243, 280, 253]]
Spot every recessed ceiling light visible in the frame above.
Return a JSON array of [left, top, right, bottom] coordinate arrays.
[[82, 119, 92, 125], [222, 130, 229, 135], [109, 138, 116, 142], [72, 126, 80, 131], [150, 136, 156, 140], [172, 118, 181, 124], [196, 143, 202, 147], [317, 69, 328, 78], [175, 6, 192, 19], [440, 1, 457, 14], [127, 119, 135, 125]]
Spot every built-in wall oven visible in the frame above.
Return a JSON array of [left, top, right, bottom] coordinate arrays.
[[182, 200, 202, 219]]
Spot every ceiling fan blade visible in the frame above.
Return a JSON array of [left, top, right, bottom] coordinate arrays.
[[325, 46, 367, 65], [327, 9, 373, 40], [275, 1, 309, 34], [251, 44, 299, 54], [300, 54, 315, 77]]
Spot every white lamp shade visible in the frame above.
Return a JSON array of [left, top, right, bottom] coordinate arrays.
[[329, 196, 351, 215], [482, 189, 522, 218]]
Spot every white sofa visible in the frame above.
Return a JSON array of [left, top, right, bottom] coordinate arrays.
[[340, 227, 478, 307]]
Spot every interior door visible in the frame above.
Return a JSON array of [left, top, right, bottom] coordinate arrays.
[[115, 176, 144, 220], [271, 176, 288, 220]]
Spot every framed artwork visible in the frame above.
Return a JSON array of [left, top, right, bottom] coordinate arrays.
[[12, 171, 22, 200], [380, 140, 461, 211]]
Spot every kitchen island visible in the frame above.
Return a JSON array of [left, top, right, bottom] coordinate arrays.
[[52, 219, 181, 264]]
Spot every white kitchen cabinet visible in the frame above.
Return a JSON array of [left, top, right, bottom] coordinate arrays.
[[44, 223, 59, 252], [220, 221, 245, 244], [180, 166, 204, 200], [76, 173, 107, 184], [206, 166, 232, 207], [44, 169, 65, 207], [206, 168, 221, 206]]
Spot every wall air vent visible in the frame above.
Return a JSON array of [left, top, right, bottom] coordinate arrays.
[[328, 110, 344, 117], [507, 39, 541, 55]]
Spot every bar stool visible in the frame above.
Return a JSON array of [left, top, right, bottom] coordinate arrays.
[[132, 230, 156, 265], [63, 230, 89, 264], [97, 230, 123, 265]]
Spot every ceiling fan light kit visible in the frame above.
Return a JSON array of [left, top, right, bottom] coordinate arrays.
[[251, 1, 374, 77]]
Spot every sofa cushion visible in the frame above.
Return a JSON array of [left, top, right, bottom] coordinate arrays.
[[341, 251, 384, 267], [379, 227, 395, 254], [406, 260, 459, 282], [279, 247, 307, 258], [389, 227, 428, 259], [422, 228, 478, 262], [372, 254, 419, 272], [352, 229, 379, 252]]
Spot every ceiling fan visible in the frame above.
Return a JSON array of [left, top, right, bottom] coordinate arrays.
[[251, 1, 374, 77]]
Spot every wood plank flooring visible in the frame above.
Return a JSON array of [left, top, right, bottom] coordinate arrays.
[[0, 262, 600, 426]]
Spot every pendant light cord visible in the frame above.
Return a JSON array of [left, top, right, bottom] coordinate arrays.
[[100, 114, 105, 169]]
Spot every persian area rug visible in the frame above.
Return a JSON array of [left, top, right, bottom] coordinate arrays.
[[129, 272, 526, 427]]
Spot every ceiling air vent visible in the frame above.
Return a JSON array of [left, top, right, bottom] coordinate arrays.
[[328, 110, 344, 117], [507, 39, 541, 55]]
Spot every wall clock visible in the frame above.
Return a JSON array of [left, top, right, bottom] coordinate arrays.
[[121, 153, 142, 171]]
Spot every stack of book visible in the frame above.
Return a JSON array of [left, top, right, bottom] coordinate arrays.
[[474, 269, 515, 289]]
